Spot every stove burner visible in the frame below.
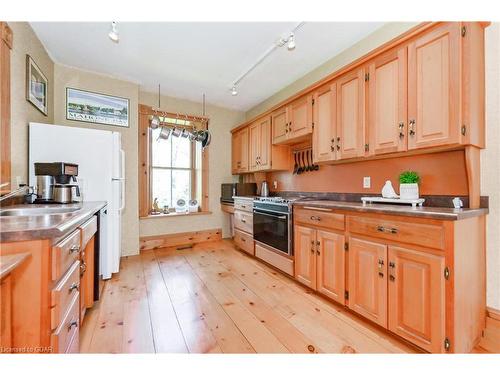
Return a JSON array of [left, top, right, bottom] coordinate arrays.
[[253, 196, 299, 206]]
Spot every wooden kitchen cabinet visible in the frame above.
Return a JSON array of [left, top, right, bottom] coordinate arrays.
[[336, 68, 366, 159], [0, 22, 12, 194], [407, 23, 461, 150], [231, 127, 249, 174], [272, 95, 313, 145], [312, 82, 337, 163], [348, 237, 387, 327], [316, 229, 345, 304], [0, 274, 12, 348], [388, 245, 445, 353], [294, 225, 316, 289], [249, 115, 289, 172], [368, 47, 408, 155], [80, 235, 95, 323], [294, 222, 345, 305]]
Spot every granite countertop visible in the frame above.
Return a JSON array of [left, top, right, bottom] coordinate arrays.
[[0, 201, 107, 242], [0, 252, 30, 279], [294, 200, 488, 221]]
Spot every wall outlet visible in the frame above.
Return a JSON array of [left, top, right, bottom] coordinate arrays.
[[363, 176, 371, 189], [273, 180, 278, 189]]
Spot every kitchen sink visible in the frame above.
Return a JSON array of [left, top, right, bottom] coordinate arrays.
[[0, 206, 81, 217]]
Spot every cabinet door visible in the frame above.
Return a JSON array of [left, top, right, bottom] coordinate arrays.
[[0, 274, 12, 348], [388, 245, 445, 353], [271, 107, 288, 144], [316, 230, 345, 304], [337, 68, 365, 159], [408, 23, 460, 149], [348, 237, 387, 327], [248, 122, 260, 172], [313, 83, 337, 163], [258, 116, 271, 170], [231, 131, 240, 174], [294, 225, 317, 289], [369, 47, 407, 155], [288, 95, 313, 140], [0, 32, 12, 193], [238, 128, 249, 173]]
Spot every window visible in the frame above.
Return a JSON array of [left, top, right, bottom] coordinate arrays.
[[138, 105, 209, 217], [150, 128, 198, 210]]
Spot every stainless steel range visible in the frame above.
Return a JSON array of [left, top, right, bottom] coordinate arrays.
[[253, 196, 298, 256]]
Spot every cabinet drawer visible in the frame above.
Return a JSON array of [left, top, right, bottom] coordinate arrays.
[[234, 199, 253, 212], [80, 216, 97, 249], [255, 243, 294, 276], [234, 229, 254, 255], [294, 207, 345, 231], [51, 292, 79, 353], [348, 215, 445, 250], [234, 210, 253, 234], [51, 260, 80, 330], [52, 229, 81, 281]]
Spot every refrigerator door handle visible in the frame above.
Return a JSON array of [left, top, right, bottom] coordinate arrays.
[[119, 149, 125, 212], [112, 178, 125, 181]]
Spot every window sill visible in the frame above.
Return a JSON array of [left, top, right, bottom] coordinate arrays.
[[140, 211, 213, 219]]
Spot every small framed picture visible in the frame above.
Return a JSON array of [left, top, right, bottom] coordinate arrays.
[[26, 55, 48, 115], [66, 87, 129, 127]]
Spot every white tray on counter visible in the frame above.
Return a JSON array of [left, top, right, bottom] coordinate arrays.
[[361, 196, 425, 208]]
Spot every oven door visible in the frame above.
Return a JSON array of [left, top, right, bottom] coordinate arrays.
[[253, 208, 291, 255]]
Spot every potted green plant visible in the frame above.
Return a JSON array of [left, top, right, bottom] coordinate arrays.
[[399, 171, 420, 200]]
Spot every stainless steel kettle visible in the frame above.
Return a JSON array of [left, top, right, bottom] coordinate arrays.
[[260, 181, 269, 197]]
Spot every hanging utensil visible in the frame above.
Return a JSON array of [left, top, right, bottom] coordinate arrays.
[[306, 149, 312, 172], [293, 151, 298, 174], [297, 151, 304, 174], [150, 84, 161, 129]]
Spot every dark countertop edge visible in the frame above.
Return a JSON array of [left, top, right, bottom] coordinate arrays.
[[0, 201, 107, 243], [232, 195, 259, 200], [293, 200, 489, 221]]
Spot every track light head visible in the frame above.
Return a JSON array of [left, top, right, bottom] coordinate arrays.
[[287, 33, 296, 51], [231, 86, 238, 96], [108, 22, 119, 43]]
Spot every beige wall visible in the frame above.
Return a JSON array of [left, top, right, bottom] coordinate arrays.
[[9, 22, 54, 187], [138, 91, 244, 240], [482, 22, 500, 310], [52, 64, 140, 256], [245, 22, 419, 120]]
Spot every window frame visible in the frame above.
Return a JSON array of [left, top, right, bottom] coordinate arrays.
[[139, 104, 209, 218]]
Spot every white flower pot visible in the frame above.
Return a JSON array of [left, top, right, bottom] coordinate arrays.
[[399, 183, 419, 200]]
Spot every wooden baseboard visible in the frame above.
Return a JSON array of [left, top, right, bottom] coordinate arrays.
[[140, 228, 222, 251], [487, 307, 500, 321]]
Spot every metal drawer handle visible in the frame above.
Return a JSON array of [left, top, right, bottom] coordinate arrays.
[[80, 262, 87, 276], [389, 261, 396, 282], [241, 219, 246, 223], [69, 245, 80, 253], [377, 226, 385, 232], [376, 226, 398, 234], [310, 215, 321, 221], [241, 238, 246, 242], [69, 282, 79, 293], [67, 320, 78, 332]]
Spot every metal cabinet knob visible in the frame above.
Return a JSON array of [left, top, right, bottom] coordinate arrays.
[[69, 282, 79, 293], [69, 245, 80, 253], [67, 320, 78, 332]]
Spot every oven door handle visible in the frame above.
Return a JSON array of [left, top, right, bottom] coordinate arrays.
[[254, 211, 288, 220]]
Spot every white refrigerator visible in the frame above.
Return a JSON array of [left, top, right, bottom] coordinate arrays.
[[29, 122, 125, 279]]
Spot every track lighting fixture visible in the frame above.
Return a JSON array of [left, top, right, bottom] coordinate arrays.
[[108, 22, 119, 43], [287, 33, 296, 51], [229, 22, 305, 97]]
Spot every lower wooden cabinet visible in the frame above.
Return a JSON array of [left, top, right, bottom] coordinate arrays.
[[0, 274, 12, 348], [388, 245, 445, 353], [348, 236, 446, 351], [348, 237, 387, 327], [294, 224, 345, 305]]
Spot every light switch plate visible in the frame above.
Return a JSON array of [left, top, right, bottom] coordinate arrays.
[[363, 176, 371, 189], [273, 181, 278, 189]]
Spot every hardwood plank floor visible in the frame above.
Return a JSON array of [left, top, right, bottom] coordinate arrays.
[[80, 239, 499, 354]]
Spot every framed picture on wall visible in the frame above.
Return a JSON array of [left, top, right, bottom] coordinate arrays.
[[26, 55, 48, 115], [66, 87, 129, 127]]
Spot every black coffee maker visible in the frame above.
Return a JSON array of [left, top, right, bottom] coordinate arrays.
[[34, 162, 81, 203]]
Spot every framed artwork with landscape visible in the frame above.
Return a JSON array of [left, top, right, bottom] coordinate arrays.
[[66, 87, 129, 127], [26, 55, 48, 115]]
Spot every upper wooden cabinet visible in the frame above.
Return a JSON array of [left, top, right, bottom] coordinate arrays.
[[231, 127, 249, 174], [233, 116, 289, 174], [0, 22, 12, 194], [368, 47, 408, 155], [336, 68, 366, 160], [408, 23, 461, 150], [272, 95, 313, 145], [312, 83, 337, 163]]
